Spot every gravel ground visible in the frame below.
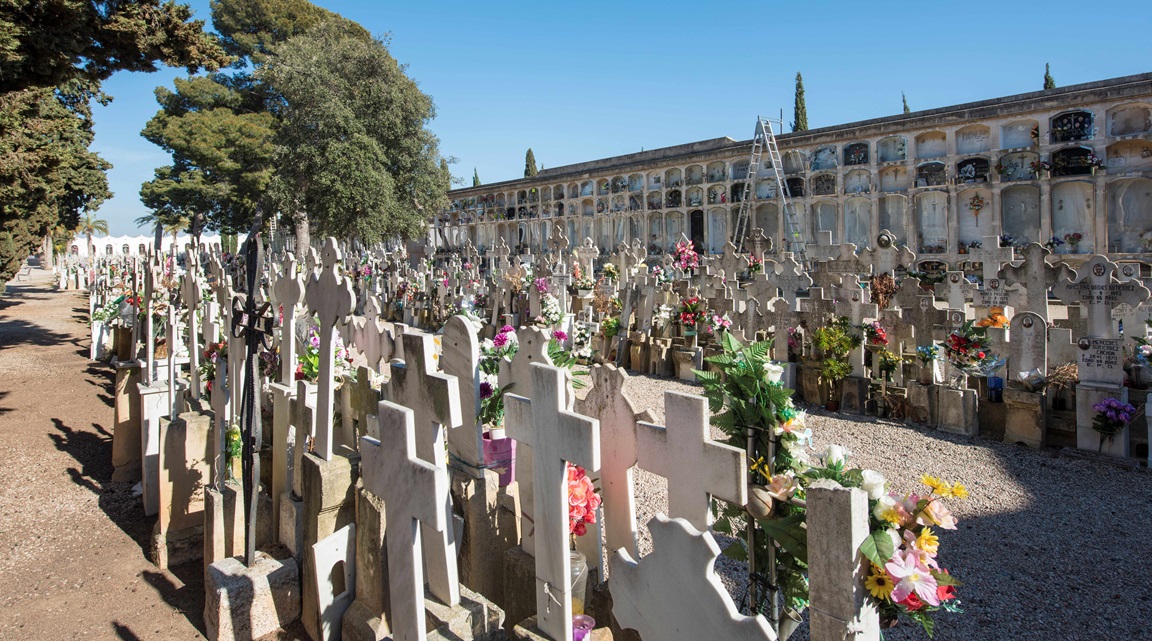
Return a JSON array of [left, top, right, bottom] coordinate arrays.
[[598, 370, 1152, 641]]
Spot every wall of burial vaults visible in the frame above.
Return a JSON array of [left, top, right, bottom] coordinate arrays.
[[1002, 185, 1042, 243], [1107, 178, 1152, 253]]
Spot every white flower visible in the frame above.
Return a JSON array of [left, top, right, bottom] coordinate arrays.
[[861, 470, 887, 500], [873, 494, 896, 521], [824, 444, 850, 466], [763, 362, 785, 383]]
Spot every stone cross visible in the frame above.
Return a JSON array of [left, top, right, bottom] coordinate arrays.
[[747, 227, 772, 262], [273, 254, 305, 385], [715, 241, 745, 282], [180, 255, 203, 397], [574, 237, 599, 278], [765, 297, 802, 361], [773, 253, 813, 307], [1054, 256, 1151, 339], [860, 230, 915, 277], [1010, 311, 1048, 375], [998, 243, 1073, 321], [943, 271, 976, 312], [440, 315, 485, 474], [361, 401, 448, 641], [303, 238, 356, 461], [504, 364, 600, 641], [969, 235, 1016, 312], [573, 364, 654, 560], [387, 330, 463, 606], [636, 392, 747, 532], [835, 275, 879, 377]]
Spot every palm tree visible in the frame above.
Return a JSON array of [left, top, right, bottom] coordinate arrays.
[[135, 209, 190, 255], [78, 212, 109, 258]]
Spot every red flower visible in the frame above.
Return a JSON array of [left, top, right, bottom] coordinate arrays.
[[937, 583, 957, 602], [977, 352, 985, 359], [900, 593, 924, 611]]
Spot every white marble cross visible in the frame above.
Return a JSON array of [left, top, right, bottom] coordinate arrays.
[[998, 243, 1073, 321], [1053, 255, 1151, 339], [573, 364, 654, 561], [361, 401, 448, 641], [772, 253, 813, 307], [505, 363, 600, 641], [273, 253, 305, 386], [388, 330, 463, 607], [303, 239, 356, 460], [636, 392, 747, 531], [180, 256, 203, 397], [440, 315, 485, 474]]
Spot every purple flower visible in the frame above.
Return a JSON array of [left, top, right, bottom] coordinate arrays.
[[553, 330, 568, 341], [500, 325, 515, 334], [492, 333, 508, 348], [479, 381, 494, 399]]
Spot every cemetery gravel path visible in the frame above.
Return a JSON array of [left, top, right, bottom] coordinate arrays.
[[0, 268, 208, 641]]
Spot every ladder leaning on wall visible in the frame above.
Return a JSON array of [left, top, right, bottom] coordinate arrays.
[[733, 117, 806, 263]]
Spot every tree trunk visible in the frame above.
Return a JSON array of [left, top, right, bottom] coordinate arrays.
[[154, 223, 163, 254], [292, 210, 310, 256]]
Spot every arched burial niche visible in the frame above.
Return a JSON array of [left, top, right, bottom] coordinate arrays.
[[628, 173, 643, 192], [915, 191, 948, 254], [731, 160, 750, 181], [707, 207, 727, 254], [844, 169, 871, 194], [580, 180, 594, 197], [755, 203, 779, 240], [1108, 104, 1152, 137], [648, 212, 664, 252], [517, 190, 527, 205], [810, 173, 836, 196], [648, 172, 662, 190], [915, 131, 947, 159], [1051, 181, 1096, 253], [541, 186, 552, 201], [956, 157, 990, 184], [915, 161, 947, 187], [1052, 146, 1097, 177], [785, 177, 805, 198], [1001, 119, 1038, 149], [629, 194, 643, 211], [813, 200, 838, 244], [528, 188, 539, 203], [844, 197, 872, 248], [782, 150, 806, 174], [665, 168, 683, 188], [686, 187, 704, 207], [666, 189, 682, 208], [1105, 140, 1152, 173], [686, 164, 704, 185], [957, 187, 991, 248], [810, 145, 837, 171], [647, 191, 662, 210], [755, 181, 777, 199], [597, 179, 610, 196], [666, 211, 684, 251], [843, 142, 869, 166], [878, 195, 909, 246], [880, 166, 911, 192], [1050, 110, 1094, 144], [1107, 178, 1152, 253], [955, 124, 991, 155], [611, 175, 627, 193], [997, 151, 1039, 182], [877, 136, 906, 163], [1001, 185, 1041, 246], [707, 161, 726, 183]]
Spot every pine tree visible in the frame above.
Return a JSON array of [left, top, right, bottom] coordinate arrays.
[[524, 148, 538, 177], [472, 167, 481, 186], [790, 72, 808, 132], [902, 92, 911, 114], [1043, 63, 1056, 90]]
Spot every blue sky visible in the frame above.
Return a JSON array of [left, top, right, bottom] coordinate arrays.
[[92, 0, 1152, 235]]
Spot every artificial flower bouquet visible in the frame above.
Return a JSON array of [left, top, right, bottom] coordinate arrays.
[[678, 296, 703, 327], [673, 240, 699, 272], [943, 321, 1005, 377]]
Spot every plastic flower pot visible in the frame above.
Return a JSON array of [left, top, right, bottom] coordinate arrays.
[[570, 551, 589, 615], [483, 429, 516, 486], [573, 615, 595, 641]]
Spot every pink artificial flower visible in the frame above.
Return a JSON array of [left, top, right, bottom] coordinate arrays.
[[919, 498, 958, 530], [500, 325, 515, 334], [553, 330, 568, 341], [492, 333, 508, 348], [885, 551, 941, 606]]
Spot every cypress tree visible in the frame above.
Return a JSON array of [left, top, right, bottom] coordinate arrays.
[[1043, 63, 1056, 90], [524, 148, 538, 177], [902, 92, 911, 114], [473, 167, 481, 186], [790, 72, 808, 132]]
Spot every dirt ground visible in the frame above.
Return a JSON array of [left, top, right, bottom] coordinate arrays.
[[0, 265, 210, 640]]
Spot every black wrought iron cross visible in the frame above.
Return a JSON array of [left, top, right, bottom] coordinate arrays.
[[229, 231, 273, 566]]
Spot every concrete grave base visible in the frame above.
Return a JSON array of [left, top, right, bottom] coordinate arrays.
[[586, 581, 640, 641], [301, 449, 360, 641], [906, 382, 938, 426], [426, 584, 507, 640], [839, 375, 869, 414], [1075, 383, 1130, 458], [1003, 387, 1046, 447], [937, 387, 978, 436], [513, 616, 611, 641], [501, 546, 536, 634], [798, 364, 823, 406], [452, 468, 520, 607], [205, 483, 276, 567], [150, 522, 202, 570], [111, 360, 142, 482], [204, 551, 301, 641], [279, 492, 305, 561], [671, 348, 700, 381]]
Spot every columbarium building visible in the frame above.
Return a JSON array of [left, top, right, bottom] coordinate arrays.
[[432, 72, 1152, 270]]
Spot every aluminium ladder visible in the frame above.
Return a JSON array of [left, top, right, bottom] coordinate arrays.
[[733, 117, 806, 263]]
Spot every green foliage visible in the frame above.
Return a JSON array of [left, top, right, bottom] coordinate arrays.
[[601, 317, 620, 340], [261, 20, 451, 243], [0, 0, 229, 94], [756, 514, 808, 563], [0, 87, 111, 281], [1043, 63, 1056, 90], [210, 0, 368, 65], [524, 148, 538, 177], [902, 91, 911, 114], [473, 167, 481, 187], [859, 529, 895, 568], [478, 383, 509, 427], [790, 72, 808, 132], [547, 338, 587, 389], [819, 357, 853, 383], [810, 317, 862, 359]]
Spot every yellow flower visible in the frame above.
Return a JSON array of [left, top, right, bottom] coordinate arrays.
[[921, 474, 952, 497], [865, 566, 895, 600], [951, 482, 969, 499], [750, 456, 771, 481], [916, 528, 940, 555], [880, 507, 903, 525]]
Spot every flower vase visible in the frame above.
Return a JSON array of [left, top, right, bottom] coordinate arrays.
[[919, 366, 934, 385], [569, 550, 589, 615], [482, 428, 516, 486], [684, 327, 698, 349]]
